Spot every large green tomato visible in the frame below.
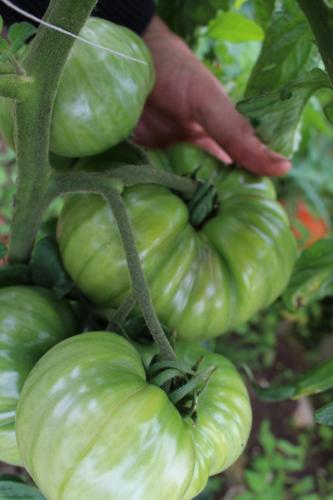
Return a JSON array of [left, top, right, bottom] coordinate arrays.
[[57, 143, 297, 340], [0, 17, 154, 157], [0, 286, 77, 465], [16, 332, 251, 500]]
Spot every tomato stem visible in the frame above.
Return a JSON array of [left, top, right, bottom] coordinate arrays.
[[8, 0, 98, 263], [297, 0, 333, 86], [98, 186, 177, 361], [46, 173, 177, 361], [111, 295, 136, 326]]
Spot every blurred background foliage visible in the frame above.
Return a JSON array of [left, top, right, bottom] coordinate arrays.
[[0, 0, 333, 498]]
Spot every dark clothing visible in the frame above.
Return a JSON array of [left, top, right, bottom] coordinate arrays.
[[1, 0, 155, 34]]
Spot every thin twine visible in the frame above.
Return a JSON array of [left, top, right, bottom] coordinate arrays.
[[0, 0, 147, 64]]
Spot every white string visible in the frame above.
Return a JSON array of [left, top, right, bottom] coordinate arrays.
[[0, 0, 147, 64]]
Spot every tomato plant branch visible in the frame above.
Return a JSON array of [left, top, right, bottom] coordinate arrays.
[[48, 166, 198, 199], [297, 0, 333, 86], [8, 0, 98, 263], [46, 172, 176, 361]]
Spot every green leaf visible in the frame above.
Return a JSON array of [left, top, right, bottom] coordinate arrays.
[[0, 38, 10, 53], [283, 239, 333, 312], [315, 402, 333, 426], [237, 69, 331, 157], [277, 439, 302, 457], [0, 264, 31, 287], [291, 476, 315, 495], [253, 383, 296, 402], [259, 420, 276, 455], [294, 357, 333, 398], [0, 481, 45, 499], [252, 0, 275, 29], [245, 12, 314, 97], [8, 22, 36, 53], [246, 356, 333, 403], [0, 16, 3, 34], [243, 363, 296, 401], [245, 470, 266, 492], [208, 11, 264, 43], [30, 237, 73, 298]]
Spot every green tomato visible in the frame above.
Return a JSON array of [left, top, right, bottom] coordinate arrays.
[[0, 17, 154, 157], [57, 143, 297, 340], [16, 331, 251, 500], [0, 286, 77, 465]]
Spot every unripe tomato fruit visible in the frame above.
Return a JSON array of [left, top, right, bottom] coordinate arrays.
[[0, 17, 155, 157], [57, 143, 297, 340], [0, 286, 77, 465], [16, 332, 251, 500]]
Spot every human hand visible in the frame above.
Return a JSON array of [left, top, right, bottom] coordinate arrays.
[[134, 16, 291, 176]]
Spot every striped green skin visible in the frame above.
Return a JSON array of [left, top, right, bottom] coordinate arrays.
[[16, 332, 251, 500], [50, 17, 155, 157], [57, 144, 297, 340], [0, 286, 77, 466], [0, 18, 154, 158]]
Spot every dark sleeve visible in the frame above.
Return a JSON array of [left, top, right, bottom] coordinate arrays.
[[1, 0, 155, 34]]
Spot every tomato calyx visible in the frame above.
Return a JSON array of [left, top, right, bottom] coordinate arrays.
[[187, 180, 219, 229], [148, 358, 216, 420]]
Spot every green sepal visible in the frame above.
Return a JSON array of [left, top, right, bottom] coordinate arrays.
[[29, 237, 73, 298], [188, 181, 218, 227], [148, 359, 195, 378], [151, 368, 186, 387], [169, 366, 216, 405]]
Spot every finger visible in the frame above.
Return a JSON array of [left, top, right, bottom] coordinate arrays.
[[190, 69, 291, 176], [135, 106, 232, 163], [189, 136, 232, 163]]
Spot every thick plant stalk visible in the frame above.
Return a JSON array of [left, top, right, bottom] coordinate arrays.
[[297, 0, 333, 86], [8, 0, 98, 263]]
